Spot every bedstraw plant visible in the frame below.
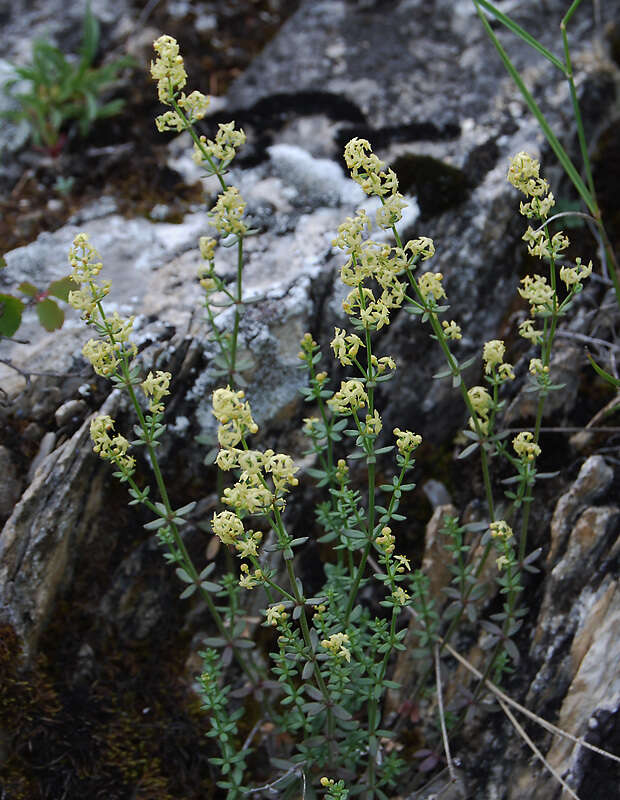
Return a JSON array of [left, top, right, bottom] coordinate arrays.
[[66, 34, 613, 800]]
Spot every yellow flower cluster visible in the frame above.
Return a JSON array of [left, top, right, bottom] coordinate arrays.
[[512, 431, 541, 461], [375, 526, 395, 554], [68, 234, 137, 377], [393, 427, 422, 455], [321, 632, 351, 662], [518, 319, 542, 344], [442, 319, 462, 340], [239, 563, 264, 590], [335, 140, 436, 329], [90, 415, 135, 473], [529, 358, 549, 377], [199, 236, 217, 262], [211, 509, 244, 545], [518, 273, 554, 313], [212, 386, 258, 447], [331, 327, 364, 366], [392, 586, 410, 606], [327, 380, 368, 415], [151, 38, 210, 130], [68, 233, 111, 319], [363, 410, 383, 435], [507, 152, 555, 220], [483, 339, 515, 381], [467, 385, 493, 435], [82, 338, 119, 377], [210, 186, 248, 238], [559, 257, 592, 290], [265, 604, 288, 626], [344, 137, 398, 198], [490, 520, 513, 541], [193, 121, 246, 165], [212, 388, 299, 514], [151, 35, 187, 105], [522, 226, 569, 260], [417, 271, 446, 303], [141, 370, 171, 414], [217, 446, 299, 514], [211, 509, 263, 559]]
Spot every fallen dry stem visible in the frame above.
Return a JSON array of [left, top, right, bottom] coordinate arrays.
[[496, 696, 580, 800], [443, 640, 620, 766]]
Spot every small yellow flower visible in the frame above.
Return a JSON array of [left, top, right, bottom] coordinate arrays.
[[512, 431, 541, 461], [393, 428, 422, 455], [375, 526, 395, 554], [392, 586, 410, 606], [211, 510, 244, 545], [405, 236, 435, 262], [327, 380, 368, 415], [518, 319, 542, 343], [321, 632, 351, 662], [199, 236, 217, 261], [393, 554, 411, 573], [442, 320, 462, 340], [210, 187, 248, 238], [82, 339, 119, 377], [529, 358, 548, 377], [490, 520, 513, 541], [142, 370, 171, 414], [265, 604, 287, 626], [151, 35, 187, 105], [483, 340, 505, 374], [418, 271, 446, 302]]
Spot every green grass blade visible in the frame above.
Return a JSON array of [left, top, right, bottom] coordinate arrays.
[[474, 0, 567, 73], [473, 0, 595, 215], [586, 353, 620, 388]]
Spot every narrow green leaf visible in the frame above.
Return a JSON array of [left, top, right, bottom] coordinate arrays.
[[586, 352, 620, 387], [474, 0, 566, 72], [458, 441, 480, 460], [473, 0, 593, 212]]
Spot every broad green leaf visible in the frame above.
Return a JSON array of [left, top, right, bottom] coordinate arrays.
[[48, 276, 77, 301], [0, 294, 24, 336], [36, 298, 64, 331], [18, 281, 39, 297]]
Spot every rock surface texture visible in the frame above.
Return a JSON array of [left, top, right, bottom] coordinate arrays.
[[1, 0, 619, 797]]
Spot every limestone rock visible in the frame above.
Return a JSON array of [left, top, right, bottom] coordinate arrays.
[[0, 393, 119, 658]]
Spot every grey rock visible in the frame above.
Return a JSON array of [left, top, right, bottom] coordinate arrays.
[[0, 446, 22, 522], [0, 1, 619, 797], [27, 431, 56, 483], [54, 398, 88, 428], [0, 392, 119, 658], [547, 455, 614, 566]]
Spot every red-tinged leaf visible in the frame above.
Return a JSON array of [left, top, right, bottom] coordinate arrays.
[[36, 298, 64, 331], [18, 281, 39, 297], [0, 294, 24, 337]]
